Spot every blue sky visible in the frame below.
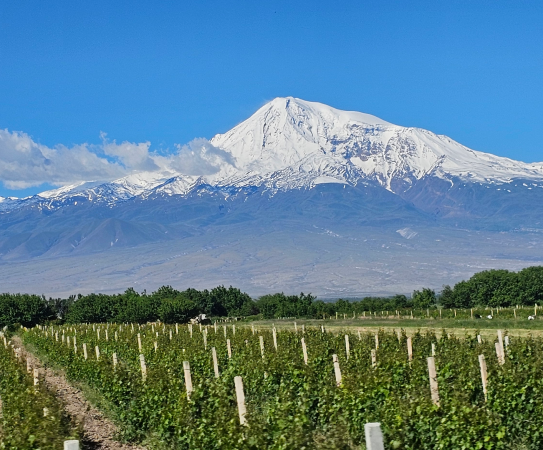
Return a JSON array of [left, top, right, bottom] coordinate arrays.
[[0, 0, 542, 196]]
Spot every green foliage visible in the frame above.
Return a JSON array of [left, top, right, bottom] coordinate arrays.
[[22, 323, 543, 449], [0, 336, 78, 448], [412, 288, 436, 309], [0, 294, 52, 328], [440, 266, 543, 308], [158, 295, 198, 324]]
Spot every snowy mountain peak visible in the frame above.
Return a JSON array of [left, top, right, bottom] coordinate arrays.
[[4, 97, 543, 212], [211, 97, 543, 192]]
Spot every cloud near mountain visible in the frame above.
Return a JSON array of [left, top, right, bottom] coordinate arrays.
[[0, 129, 231, 189]]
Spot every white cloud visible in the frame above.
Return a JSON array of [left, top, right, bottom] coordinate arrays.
[[168, 138, 236, 176], [0, 129, 235, 190]]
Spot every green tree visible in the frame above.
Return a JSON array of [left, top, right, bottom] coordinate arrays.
[[412, 288, 436, 309]]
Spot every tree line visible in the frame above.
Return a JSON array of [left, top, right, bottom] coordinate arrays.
[[1, 266, 543, 328]]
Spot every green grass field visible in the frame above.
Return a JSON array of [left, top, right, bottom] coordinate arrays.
[[251, 316, 543, 338]]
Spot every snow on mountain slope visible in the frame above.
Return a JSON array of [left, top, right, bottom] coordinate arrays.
[[4, 96, 543, 211], [210, 97, 543, 192]]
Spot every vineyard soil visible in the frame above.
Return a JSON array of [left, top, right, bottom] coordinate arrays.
[[12, 336, 146, 450]]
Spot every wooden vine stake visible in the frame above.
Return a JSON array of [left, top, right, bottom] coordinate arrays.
[[183, 361, 193, 399], [478, 354, 488, 402], [83, 343, 88, 360], [371, 349, 376, 368], [223, 325, 227, 338], [27, 357, 32, 373], [427, 356, 440, 406], [175, 323, 179, 334], [212, 347, 220, 378], [113, 353, 118, 370], [227, 339, 232, 359], [154, 341, 158, 352], [294, 322, 298, 333], [95, 346, 100, 361], [33, 368, 39, 386], [189, 324, 193, 338], [332, 354, 342, 387], [234, 376, 247, 425], [407, 337, 413, 362], [497, 330, 505, 360], [495, 343, 505, 365], [364, 422, 385, 450], [259, 335, 265, 358], [137, 333, 142, 352], [139, 354, 147, 381], [233, 324, 236, 335], [375, 334, 379, 349], [477, 335, 482, 344], [64, 440, 80, 450], [345, 334, 350, 360], [301, 338, 308, 365], [431, 343, 436, 357], [272, 327, 278, 351], [203, 331, 207, 350]]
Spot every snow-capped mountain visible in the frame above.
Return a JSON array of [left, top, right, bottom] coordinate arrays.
[[2, 97, 543, 294], [4, 96, 543, 213], [209, 97, 543, 192]]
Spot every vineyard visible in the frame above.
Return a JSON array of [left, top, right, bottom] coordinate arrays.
[[0, 332, 78, 449], [12, 321, 543, 449]]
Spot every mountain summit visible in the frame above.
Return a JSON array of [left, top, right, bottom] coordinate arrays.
[[4, 97, 543, 210], [212, 97, 543, 192]]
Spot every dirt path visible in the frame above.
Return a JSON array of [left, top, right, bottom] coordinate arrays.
[[12, 336, 146, 450]]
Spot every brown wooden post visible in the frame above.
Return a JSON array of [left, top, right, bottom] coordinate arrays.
[[212, 347, 220, 378], [495, 342, 505, 365], [333, 354, 342, 386], [234, 376, 247, 425], [301, 338, 308, 365], [407, 337, 413, 362], [371, 349, 376, 368], [227, 339, 232, 359], [427, 356, 440, 406], [345, 334, 350, 360], [139, 354, 147, 381], [259, 335, 265, 358], [478, 354, 488, 401], [183, 361, 193, 399]]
